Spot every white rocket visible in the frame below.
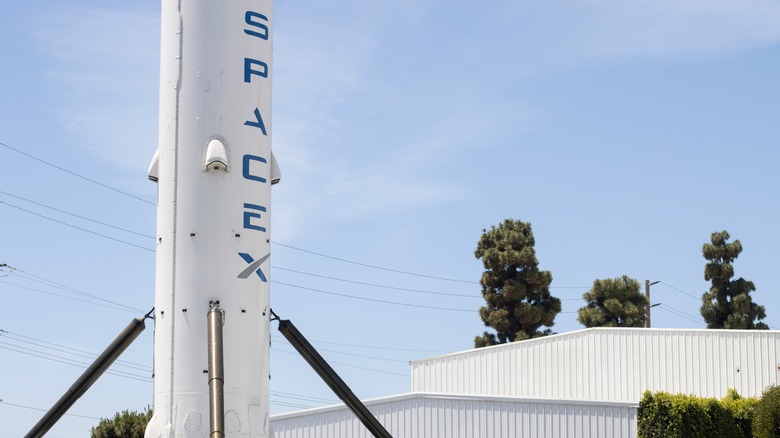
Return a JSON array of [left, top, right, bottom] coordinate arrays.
[[145, 0, 277, 436]]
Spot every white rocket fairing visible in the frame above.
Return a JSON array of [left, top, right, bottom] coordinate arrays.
[[146, 0, 276, 436]]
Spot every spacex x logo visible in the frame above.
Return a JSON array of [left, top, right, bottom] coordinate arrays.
[[237, 252, 269, 282]]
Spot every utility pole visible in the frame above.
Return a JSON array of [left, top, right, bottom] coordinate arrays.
[[645, 280, 659, 328], [645, 280, 651, 328]]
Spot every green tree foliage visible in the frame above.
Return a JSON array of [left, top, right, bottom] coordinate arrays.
[[752, 385, 780, 438], [473, 219, 561, 347], [638, 390, 757, 438], [91, 407, 152, 438], [700, 231, 768, 329], [577, 276, 647, 327], [721, 388, 757, 438]]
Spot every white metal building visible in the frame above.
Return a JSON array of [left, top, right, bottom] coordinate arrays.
[[271, 394, 638, 438], [270, 328, 780, 437]]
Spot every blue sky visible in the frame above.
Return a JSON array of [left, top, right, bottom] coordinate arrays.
[[1, 0, 779, 435]]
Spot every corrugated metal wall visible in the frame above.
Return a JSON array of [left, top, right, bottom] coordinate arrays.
[[411, 328, 780, 401], [270, 394, 638, 438]]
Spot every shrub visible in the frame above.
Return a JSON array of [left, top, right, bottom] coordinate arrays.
[[91, 407, 152, 438], [638, 390, 755, 438], [753, 385, 780, 438], [721, 389, 757, 437], [639, 392, 710, 437]]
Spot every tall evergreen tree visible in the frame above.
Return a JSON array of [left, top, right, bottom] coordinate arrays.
[[577, 276, 647, 328], [700, 230, 768, 329], [474, 219, 561, 348]]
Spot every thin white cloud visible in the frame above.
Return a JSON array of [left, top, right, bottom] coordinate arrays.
[[31, 0, 779, 242], [505, 0, 780, 61], [271, 3, 482, 241], [33, 4, 159, 191]]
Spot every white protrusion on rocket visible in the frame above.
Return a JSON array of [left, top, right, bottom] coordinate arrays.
[[145, 1, 275, 437]]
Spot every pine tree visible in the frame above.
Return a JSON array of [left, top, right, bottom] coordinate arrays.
[[577, 276, 647, 327], [474, 219, 561, 347], [700, 231, 768, 329]]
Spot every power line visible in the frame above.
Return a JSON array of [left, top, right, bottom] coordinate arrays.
[[273, 266, 478, 299], [0, 192, 593, 295], [272, 347, 408, 377], [0, 279, 141, 313], [272, 242, 590, 289], [8, 268, 145, 313], [0, 190, 155, 239], [0, 342, 152, 383], [271, 335, 448, 354], [659, 281, 774, 330], [658, 281, 700, 301], [0, 200, 154, 252], [273, 338, 408, 363], [271, 391, 338, 405], [0, 328, 151, 372], [1, 336, 151, 374], [0, 187, 588, 313], [656, 304, 702, 325], [0, 399, 100, 420], [273, 280, 474, 313], [270, 400, 317, 410], [272, 242, 475, 284], [0, 141, 155, 206]]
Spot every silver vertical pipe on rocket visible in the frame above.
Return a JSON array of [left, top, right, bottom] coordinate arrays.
[[146, 0, 277, 436], [208, 302, 225, 438]]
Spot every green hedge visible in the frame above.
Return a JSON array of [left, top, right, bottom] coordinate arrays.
[[721, 388, 758, 438], [753, 385, 780, 438], [638, 390, 757, 438]]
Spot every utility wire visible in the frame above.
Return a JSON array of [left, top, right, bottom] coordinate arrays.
[[270, 401, 317, 410], [271, 391, 339, 405], [0, 342, 152, 383], [0, 190, 155, 239], [0, 141, 155, 206], [272, 241, 475, 284], [7, 266, 136, 309], [662, 304, 703, 322], [272, 347, 408, 377], [0, 279, 140, 313], [9, 268, 144, 313], [0, 200, 154, 252], [0, 193, 592, 293], [0, 337, 151, 374], [0, 328, 151, 372], [273, 243, 589, 289], [0, 188, 591, 314], [274, 267, 583, 299], [0, 399, 100, 420], [659, 281, 700, 301], [271, 335, 448, 354], [273, 280, 474, 313], [273, 266, 478, 299], [273, 338, 408, 363], [656, 304, 702, 325], [660, 285, 774, 330]]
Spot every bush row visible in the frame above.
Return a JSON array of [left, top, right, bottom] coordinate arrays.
[[638, 386, 780, 438]]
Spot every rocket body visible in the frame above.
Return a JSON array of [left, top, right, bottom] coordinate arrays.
[[146, 0, 274, 436]]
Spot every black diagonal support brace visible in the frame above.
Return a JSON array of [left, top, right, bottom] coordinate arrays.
[[275, 315, 393, 438], [25, 317, 146, 438]]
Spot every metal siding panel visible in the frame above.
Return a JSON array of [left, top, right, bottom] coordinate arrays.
[[406, 329, 780, 407], [742, 332, 751, 393], [520, 399, 529, 437], [726, 332, 736, 392]]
